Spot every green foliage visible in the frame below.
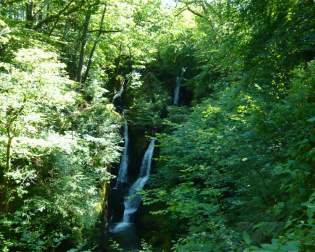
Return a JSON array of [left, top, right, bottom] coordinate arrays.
[[0, 19, 11, 47], [1, 0, 315, 251], [145, 58, 315, 250], [128, 72, 169, 127], [0, 45, 121, 251], [142, 0, 315, 248]]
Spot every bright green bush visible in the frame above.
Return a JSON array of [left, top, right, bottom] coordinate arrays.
[[0, 47, 121, 251], [145, 60, 315, 251]]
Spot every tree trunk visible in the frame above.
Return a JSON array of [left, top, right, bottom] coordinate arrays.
[[6, 135, 12, 172], [82, 4, 107, 83], [25, 0, 33, 28], [76, 11, 92, 83]]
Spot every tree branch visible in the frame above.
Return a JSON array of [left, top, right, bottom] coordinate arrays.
[[88, 29, 123, 33], [186, 5, 208, 20], [82, 4, 108, 83], [35, 0, 78, 30], [76, 10, 92, 83]]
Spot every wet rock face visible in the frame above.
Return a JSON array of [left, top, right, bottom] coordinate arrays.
[[110, 139, 155, 241], [106, 67, 192, 250], [107, 120, 155, 250], [128, 125, 148, 180], [107, 123, 147, 220]]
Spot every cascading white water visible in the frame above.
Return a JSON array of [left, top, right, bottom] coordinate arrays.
[[112, 139, 156, 233], [112, 82, 124, 103], [173, 67, 186, 105], [115, 120, 129, 187]]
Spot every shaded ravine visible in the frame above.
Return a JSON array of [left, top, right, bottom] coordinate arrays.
[[173, 67, 186, 105], [115, 139, 155, 227], [109, 139, 156, 250], [106, 69, 185, 250], [115, 120, 129, 188]]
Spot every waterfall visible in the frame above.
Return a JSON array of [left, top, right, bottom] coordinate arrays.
[[173, 67, 186, 105], [111, 139, 156, 233], [115, 120, 129, 187], [112, 81, 124, 103]]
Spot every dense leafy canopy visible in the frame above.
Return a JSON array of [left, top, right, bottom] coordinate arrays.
[[0, 0, 314, 251]]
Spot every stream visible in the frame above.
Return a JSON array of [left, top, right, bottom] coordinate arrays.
[[109, 138, 156, 250], [107, 68, 185, 251]]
